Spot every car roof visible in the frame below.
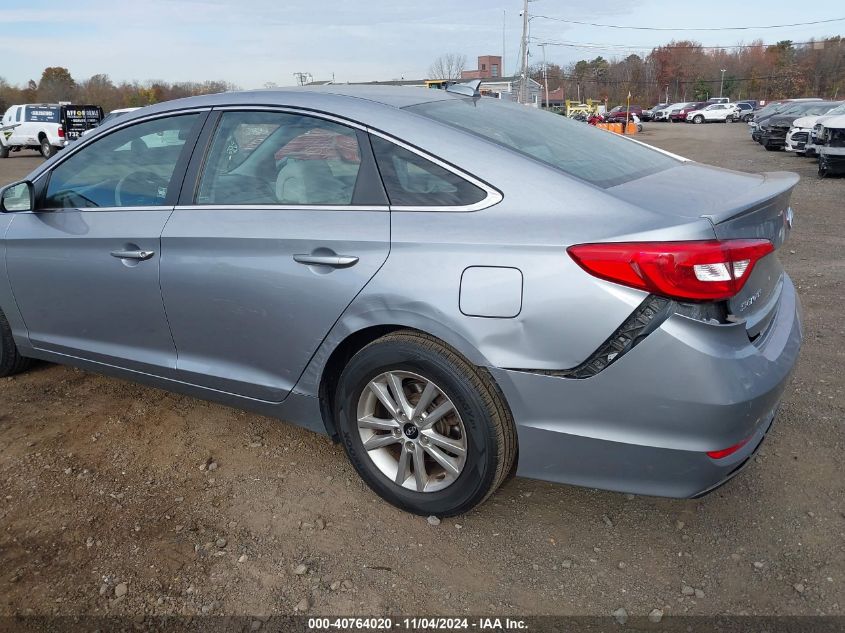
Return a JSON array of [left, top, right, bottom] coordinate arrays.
[[129, 85, 459, 118]]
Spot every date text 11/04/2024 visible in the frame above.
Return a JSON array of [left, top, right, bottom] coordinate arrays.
[[307, 617, 528, 630]]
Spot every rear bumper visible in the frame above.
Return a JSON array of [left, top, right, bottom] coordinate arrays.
[[490, 275, 803, 498]]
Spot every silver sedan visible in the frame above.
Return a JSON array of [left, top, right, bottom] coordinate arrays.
[[0, 84, 802, 515]]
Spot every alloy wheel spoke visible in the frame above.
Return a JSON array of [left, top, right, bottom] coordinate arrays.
[[411, 445, 427, 492], [423, 444, 461, 477], [422, 429, 466, 456], [395, 446, 411, 485], [387, 372, 415, 420], [358, 415, 400, 432], [418, 400, 454, 430], [362, 433, 401, 451], [369, 380, 400, 420], [412, 381, 439, 419]]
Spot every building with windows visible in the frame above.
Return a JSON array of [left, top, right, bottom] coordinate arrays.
[[461, 55, 502, 80]]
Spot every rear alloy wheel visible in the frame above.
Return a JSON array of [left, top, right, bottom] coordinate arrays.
[[693, 115, 704, 124], [335, 331, 516, 516], [39, 138, 55, 159]]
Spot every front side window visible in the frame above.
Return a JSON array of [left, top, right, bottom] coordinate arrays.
[[44, 114, 200, 209], [196, 111, 362, 206], [370, 136, 486, 207], [408, 97, 677, 188]]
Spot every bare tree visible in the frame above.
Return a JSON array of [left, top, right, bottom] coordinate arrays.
[[429, 53, 467, 80]]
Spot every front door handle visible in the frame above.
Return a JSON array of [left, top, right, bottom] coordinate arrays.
[[293, 254, 359, 268], [110, 249, 155, 261]]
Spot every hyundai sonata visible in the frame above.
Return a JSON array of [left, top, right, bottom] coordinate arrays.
[[0, 83, 802, 516]]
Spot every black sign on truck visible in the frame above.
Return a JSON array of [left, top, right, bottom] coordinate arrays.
[[61, 105, 103, 141]]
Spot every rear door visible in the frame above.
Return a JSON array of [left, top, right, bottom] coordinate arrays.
[[159, 109, 390, 401]]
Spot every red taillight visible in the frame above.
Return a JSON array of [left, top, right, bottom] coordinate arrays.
[[57, 126, 64, 138], [706, 436, 752, 460], [567, 240, 774, 301]]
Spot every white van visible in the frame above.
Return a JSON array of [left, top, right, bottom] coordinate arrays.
[[1, 104, 103, 158]]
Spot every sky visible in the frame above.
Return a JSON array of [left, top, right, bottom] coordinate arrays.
[[0, 0, 843, 88]]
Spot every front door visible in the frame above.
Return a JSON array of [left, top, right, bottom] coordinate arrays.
[[160, 109, 390, 401], [4, 112, 205, 374]]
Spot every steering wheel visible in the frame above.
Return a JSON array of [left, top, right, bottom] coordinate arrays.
[[114, 170, 169, 207]]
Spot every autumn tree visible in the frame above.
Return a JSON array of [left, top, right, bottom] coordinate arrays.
[[37, 67, 75, 102]]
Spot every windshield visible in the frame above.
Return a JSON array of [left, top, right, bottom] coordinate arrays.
[[803, 103, 841, 116], [406, 97, 678, 188], [822, 103, 845, 117]]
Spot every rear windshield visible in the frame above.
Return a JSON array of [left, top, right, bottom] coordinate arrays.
[[25, 106, 60, 123], [406, 98, 677, 188]]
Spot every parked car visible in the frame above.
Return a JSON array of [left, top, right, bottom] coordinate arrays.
[[815, 114, 845, 177], [81, 107, 141, 137], [652, 102, 687, 122], [666, 102, 696, 122], [750, 100, 821, 141], [604, 105, 643, 123], [0, 85, 802, 516], [641, 103, 667, 121], [671, 102, 707, 123], [706, 97, 731, 104], [0, 104, 102, 158], [758, 101, 841, 151], [734, 102, 756, 122], [685, 103, 740, 124], [786, 102, 845, 155]]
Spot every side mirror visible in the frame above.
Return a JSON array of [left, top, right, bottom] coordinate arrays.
[[0, 181, 34, 212]]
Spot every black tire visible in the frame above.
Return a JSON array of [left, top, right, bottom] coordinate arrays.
[[764, 141, 779, 151], [334, 330, 517, 516], [0, 308, 32, 377], [818, 158, 828, 178], [743, 114, 753, 122], [0, 145, 9, 159], [693, 115, 704, 124], [39, 138, 55, 159]]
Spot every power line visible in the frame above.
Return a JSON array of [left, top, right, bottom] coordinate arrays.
[[529, 14, 845, 31], [534, 38, 840, 53]]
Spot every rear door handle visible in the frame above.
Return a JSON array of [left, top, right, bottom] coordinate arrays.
[[293, 254, 359, 268], [110, 249, 155, 261]]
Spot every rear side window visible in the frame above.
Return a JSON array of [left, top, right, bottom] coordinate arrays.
[[196, 111, 362, 206], [408, 98, 678, 188], [370, 135, 486, 207], [25, 106, 60, 123]]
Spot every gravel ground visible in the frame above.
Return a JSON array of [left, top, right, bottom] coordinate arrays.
[[0, 122, 842, 619]]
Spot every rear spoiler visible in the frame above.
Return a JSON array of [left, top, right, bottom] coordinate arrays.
[[446, 79, 482, 99], [700, 171, 799, 225]]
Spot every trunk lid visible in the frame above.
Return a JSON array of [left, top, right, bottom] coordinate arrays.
[[607, 163, 798, 337]]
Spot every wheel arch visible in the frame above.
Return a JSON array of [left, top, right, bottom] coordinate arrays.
[[312, 319, 494, 440]]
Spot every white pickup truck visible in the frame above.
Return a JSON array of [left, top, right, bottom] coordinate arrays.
[[1, 103, 102, 158]]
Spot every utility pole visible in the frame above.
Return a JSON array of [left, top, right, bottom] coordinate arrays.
[[519, 0, 529, 104], [540, 43, 549, 109], [719, 69, 727, 97], [502, 10, 506, 80]]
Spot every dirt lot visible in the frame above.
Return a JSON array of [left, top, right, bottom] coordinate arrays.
[[0, 124, 843, 620]]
